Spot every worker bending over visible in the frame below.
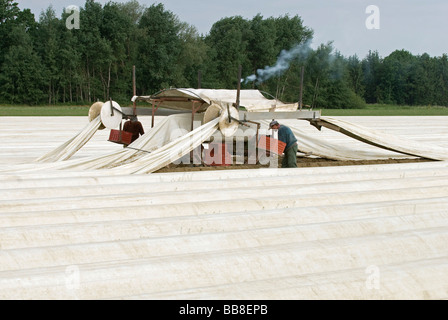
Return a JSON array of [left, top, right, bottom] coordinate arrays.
[[123, 115, 145, 144], [269, 120, 298, 168]]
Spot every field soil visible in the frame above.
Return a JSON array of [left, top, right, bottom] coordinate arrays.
[[155, 156, 433, 173]]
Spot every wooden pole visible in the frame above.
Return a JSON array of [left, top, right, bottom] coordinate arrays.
[[151, 102, 156, 128], [312, 77, 319, 110], [299, 66, 304, 110], [197, 70, 202, 89], [236, 65, 242, 109], [132, 65, 137, 116]]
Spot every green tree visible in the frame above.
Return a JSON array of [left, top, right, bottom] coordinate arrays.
[[115, 0, 146, 99], [76, 0, 113, 102], [361, 50, 382, 104], [346, 55, 364, 97], [174, 23, 210, 88], [100, 2, 137, 100], [136, 3, 182, 93], [407, 53, 434, 105], [379, 49, 416, 105], [247, 14, 276, 78], [299, 44, 365, 108], [0, 0, 20, 57], [205, 16, 251, 88], [58, 10, 82, 103], [2, 0, 446, 107], [272, 14, 313, 52], [0, 1, 37, 66], [435, 54, 448, 106], [248, 14, 313, 102], [35, 6, 61, 104], [0, 25, 45, 104]]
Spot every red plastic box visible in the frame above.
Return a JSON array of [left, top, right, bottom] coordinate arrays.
[[258, 135, 286, 155], [204, 143, 232, 166], [108, 129, 133, 145]]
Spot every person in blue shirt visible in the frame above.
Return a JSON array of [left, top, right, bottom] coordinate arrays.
[[269, 120, 298, 168]]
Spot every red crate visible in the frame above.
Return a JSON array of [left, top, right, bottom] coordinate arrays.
[[204, 143, 232, 166], [258, 135, 286, 155], [108, 129, 133, 145]]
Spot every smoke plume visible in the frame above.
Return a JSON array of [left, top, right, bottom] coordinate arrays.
[[243, 40, 313, 84]]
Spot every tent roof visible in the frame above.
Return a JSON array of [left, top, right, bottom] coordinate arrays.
[[132, 88, 298, 112]]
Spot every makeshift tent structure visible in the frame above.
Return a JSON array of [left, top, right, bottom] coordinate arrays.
[[132, 88, 299, 112]]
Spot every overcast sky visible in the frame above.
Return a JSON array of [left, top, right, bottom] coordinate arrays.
[[17, 0, 448, 59]]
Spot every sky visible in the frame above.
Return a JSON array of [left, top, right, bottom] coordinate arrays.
[[16, 0, 448, 59]]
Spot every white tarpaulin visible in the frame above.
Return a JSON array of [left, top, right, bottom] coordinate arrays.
[[256, 117, 448, 161], [13, 114, 218, 174], [18, 113, 448, 175], [133, 88, 298, 112], [256, 120, 404, 161], [1, 116, 448, 300], [318, 117, 448, 160], [35, 117, 103, 163]]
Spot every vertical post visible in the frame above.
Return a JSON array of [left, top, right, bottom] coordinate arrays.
[[190, 101, 203, 166], [190, 101, 203, 131], [236, 65, 242, 109], [191, 101, 196, 132], [312, 78, 319, 110], [151, 102, 157, 128], [299, 65, 304, 110], [109, 97, 113, 116], [190, 102, 196, 166], [132, 65, 137, 116], [197, 70, 202, 89]]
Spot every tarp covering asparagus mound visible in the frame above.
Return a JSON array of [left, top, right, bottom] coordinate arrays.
[[1, 116, 448, 299]]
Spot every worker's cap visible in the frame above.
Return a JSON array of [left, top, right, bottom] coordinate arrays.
[[269, 120, 279, 128]]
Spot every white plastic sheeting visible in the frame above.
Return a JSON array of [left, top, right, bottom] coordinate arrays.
[[25, 108, 448, 175], [133, 88, 298, 112], [259, 119, 412, 161], [0, 116, 447, 300], [18, 113, 447, 175], [35, 117, 102, 163], [257, 116, 448, 161], [318, 117, 448, 160], [6, 114, 218, 174]]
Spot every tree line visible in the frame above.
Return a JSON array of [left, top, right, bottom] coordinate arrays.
[[1, 0, 447, 107]]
